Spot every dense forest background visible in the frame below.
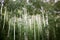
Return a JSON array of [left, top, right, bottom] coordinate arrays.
[[0, 0, 60, 40]]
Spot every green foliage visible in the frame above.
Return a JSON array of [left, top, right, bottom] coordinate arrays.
[[54, 1, 60, 11], [0, 0, 60, 40]]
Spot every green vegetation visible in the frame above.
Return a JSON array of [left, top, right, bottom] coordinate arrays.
[[0, 0, 60, 40]]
